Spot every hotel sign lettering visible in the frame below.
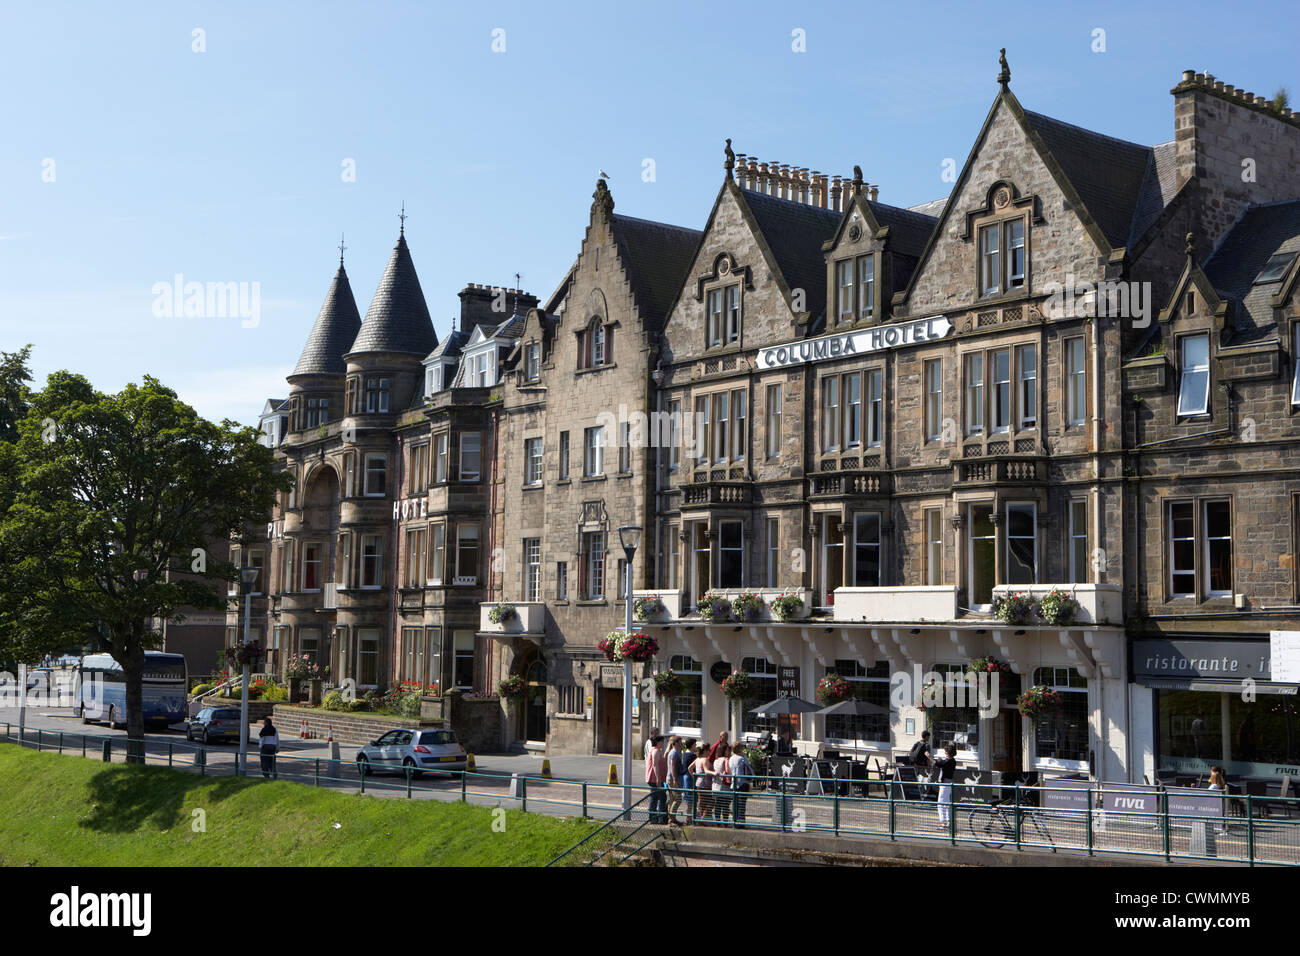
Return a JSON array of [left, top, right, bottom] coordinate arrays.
[[757, 315, 953, 370]]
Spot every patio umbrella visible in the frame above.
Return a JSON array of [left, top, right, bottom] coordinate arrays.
[[816, 698, 890, 753], [750, 695, 821, 715]]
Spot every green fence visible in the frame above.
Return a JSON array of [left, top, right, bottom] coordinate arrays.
[[5, 723, 1299, 866]]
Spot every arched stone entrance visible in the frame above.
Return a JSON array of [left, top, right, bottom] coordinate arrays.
[[515, 646, 548, 745]]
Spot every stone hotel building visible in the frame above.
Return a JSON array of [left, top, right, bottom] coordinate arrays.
[[232, 59, 1300, 784]]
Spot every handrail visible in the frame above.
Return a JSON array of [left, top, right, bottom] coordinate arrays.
[[545, 792, 655, 867]]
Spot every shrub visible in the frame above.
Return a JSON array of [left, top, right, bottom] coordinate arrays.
[[262, 683, 288, 703], [285, 654, 322, 680], [346, 699, 369, 713], [190, 683, 213, 697], [322, 690, 346, 712]]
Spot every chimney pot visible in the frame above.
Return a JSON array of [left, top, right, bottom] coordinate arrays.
[[1194, 73, 1205, 83], [1182, 70, 1195, 82], [1224, 85, 1235, 95], [868, 185, 879, 202], [1213, 80, 1224, 92]]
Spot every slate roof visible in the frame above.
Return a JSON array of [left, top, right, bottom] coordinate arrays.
[[610, 214, 702, 324], [742, 188, 842, 319], [1203, 201, 1300, 340], [1022, 110, 1153, 250], [290, 264, 362, 377], [868, 200, 940, 260], [908, 197, 949, 219], [1128, 141, 1179, 246], [493, 314, 525, 340], [348, 233, 437, 357], [425, 328, 469, 363]]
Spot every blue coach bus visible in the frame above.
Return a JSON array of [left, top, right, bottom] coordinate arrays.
[[78, 652, 188, 729]]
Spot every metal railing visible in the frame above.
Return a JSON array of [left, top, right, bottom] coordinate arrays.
[[5, 724, 1299, 866]]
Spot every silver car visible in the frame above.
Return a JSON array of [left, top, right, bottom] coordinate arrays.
[[356, 728, 467, 778]]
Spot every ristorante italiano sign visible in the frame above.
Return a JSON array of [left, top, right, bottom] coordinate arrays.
[[757, 314, 953, 370]]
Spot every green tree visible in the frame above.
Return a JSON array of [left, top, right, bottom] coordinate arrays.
[[0, 372, 287, 758]]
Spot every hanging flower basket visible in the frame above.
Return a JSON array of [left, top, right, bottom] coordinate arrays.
[[488, 602, 517, 624], [498, 675, 526, 698], [1038, 589, 1080, 626], [730, 592, 765, 621], [634, 596, 665, 621], [697, 592, 730, 622], [652, 669, 681, 698], [721, 670, 755, 700], [771, 591, 805, 621], [967, 655, 1011, 676], [816, 674, 852, 705], [992, 592, 1037, 625], [1017, 685, 1063, 720], [598, 630, 659, 663], [225, 641, 264, 669]]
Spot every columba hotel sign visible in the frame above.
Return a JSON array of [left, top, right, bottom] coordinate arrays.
[[758, 314, 953, 370]]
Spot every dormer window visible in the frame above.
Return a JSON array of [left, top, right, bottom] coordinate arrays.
[[979, 219, 1026, 296], [365, 377, 390, 413], [426, 366, 441, 396], [1177, 333, 1210, 417], [834, 255, 875, 325], [524, 343, 541, 382]]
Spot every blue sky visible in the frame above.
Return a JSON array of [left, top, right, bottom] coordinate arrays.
[[1, 0, 1296, 424]]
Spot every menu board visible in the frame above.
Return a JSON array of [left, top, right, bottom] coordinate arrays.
[[1270, 631, 1300, 684]]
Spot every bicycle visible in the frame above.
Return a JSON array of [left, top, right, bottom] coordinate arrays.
[[966, 795, 1056, 852]]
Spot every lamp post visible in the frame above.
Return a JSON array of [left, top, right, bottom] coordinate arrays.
[[618, 524, 642, 810], [237, 565, 259, 776]]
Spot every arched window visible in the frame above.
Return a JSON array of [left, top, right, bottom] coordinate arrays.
[[590, 319, 606, 365]]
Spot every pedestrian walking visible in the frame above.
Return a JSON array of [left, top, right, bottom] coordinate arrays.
[[258, 716, 279, 779], [934, 743, 957, 827], [909, 731, 934, 769], [644, 734, 669, 824], [690, 744, 713, 823], [643, 726, 661, 761], [730, 743, 754, 829], [713, 743, 733, 823], [708, 730, 729, 763], [666, 736, 687, 825]]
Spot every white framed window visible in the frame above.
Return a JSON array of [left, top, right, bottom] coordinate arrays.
[[1203, 499, 1233, 598], [852, 512, 881, 587], [765, 385, 782, 459], [365, 377, 390, 414], [668, 401, 681, 471], [822, 660, 891, 744], [617, 421, 630, 473], [925, 359, 943, 441], [1017, 343, 1037, 428], [979, 224, 1001, 296], [668, 655, 702, 731], [459, 432, 481, 482], [992, 348, 1011, 433], [1177, 333, 1210, 417], [434, 433, 448, 483], [979, 217, 1027, 296], [429, 524, 446, 586], [836, 259, 854, 324], [360, 534, 383, 589], [582, 531, 605, 599], [427, 365, 441, 396], [866, 369, 882, 448], [731, 390, 747, 461], [1292, 324, 1300, 406], [821, 376, 840, 452], [453, 631, 475, 689], [968, 503, 996, 608], [1006, 219, 1026, 288], [707, 289, 724, 347], [583, 426, 604, 477], [843, 372, 861, 449], [712, 391, 729, 462], [964, 353, 984, 435], [523, 538, 541, 602], [1169, 500, 1196, 597], [591, 323, 605, 366], [455, 524, 479, 584], [694, 395, 710, 466], [559, 431, 570, 480], [524, 343, 541, 382], [766, 517, 779, 588], [925, 509, 943, 586], [364, 454, 387, 497], [1005, 502, 1037, 585], [525, 437, 543, 485], [1069, 500, 1089, 584], [1032, 667, 1088, 763], [820, 513, 844, 607], [725, 285, 740, 343], [404, 528, 426, 589], [1066, 337, 1087, 425], [857, 254, 875, 319], [667, 526, 680, 590]]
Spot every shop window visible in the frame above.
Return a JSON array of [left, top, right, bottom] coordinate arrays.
[[741, 657, 779, 735], [669, 656, 702, 731], [823, 660, 890, 743], [927, 663, 981, 755], [1032, 667, 1088, 763]]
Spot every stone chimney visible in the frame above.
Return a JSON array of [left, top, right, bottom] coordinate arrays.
[[1172, 68, 1300, 251], [868, 185, 879, 203], [459, 283, 539, 333]]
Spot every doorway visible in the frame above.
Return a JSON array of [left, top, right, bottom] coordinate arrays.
[[990, 671, 1023, 774], [600, 688, 623, 754]]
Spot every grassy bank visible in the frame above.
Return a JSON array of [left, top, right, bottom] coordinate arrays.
[[0, 745, 596, 866]]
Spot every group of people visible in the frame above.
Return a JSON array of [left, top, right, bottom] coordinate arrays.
[[643, 729, 754, 828]]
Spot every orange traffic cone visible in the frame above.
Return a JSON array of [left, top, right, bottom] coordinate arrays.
[[300, 719, 309, 739]]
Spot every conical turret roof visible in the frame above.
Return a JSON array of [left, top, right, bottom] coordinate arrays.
[[291, 263, 363, 377], [347, 232, 437, 357]]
